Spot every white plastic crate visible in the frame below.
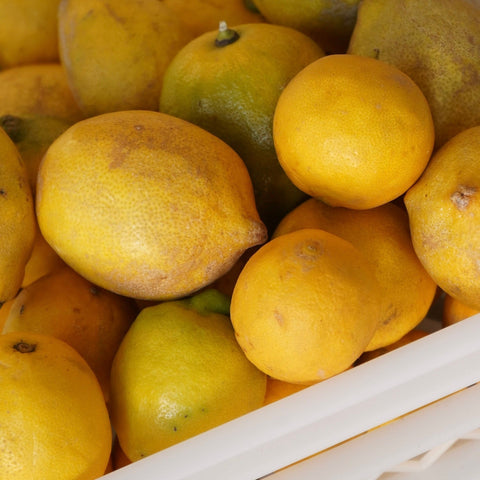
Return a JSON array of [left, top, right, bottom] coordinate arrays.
[[101, 313, 480, 480]]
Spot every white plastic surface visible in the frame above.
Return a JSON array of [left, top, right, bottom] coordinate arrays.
[[101, 313, 480, 480]]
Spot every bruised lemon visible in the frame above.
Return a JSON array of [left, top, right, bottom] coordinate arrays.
[[36, 110, 267, 301], [273, 199, 437, 351], [405, 126, 480, 311], [230, 228, 382, 384], [273, 54, 434, 209]]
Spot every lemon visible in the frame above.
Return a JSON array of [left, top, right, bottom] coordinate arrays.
[[230, 228, 382, 384], [0, 127, 36, 304], [404, 125, 480, 310], [0, 331, 112, 479], [36, 110, 267, 301], [110, 289, 267, 461]]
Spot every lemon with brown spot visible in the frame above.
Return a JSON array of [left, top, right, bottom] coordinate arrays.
[[405, 126, 480, 311], [273, 198, 437, 351], [36, 110, 267, 301], [230, 228, 382, 384]]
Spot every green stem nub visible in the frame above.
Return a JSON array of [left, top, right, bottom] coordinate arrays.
[[215, 21, 240, 48]]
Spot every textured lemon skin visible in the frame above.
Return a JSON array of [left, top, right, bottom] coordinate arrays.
[[348, 0, 480, 149], [36, 110, 267, 300], [405, 126, 480, 311], [230, 228, 382, 384], [273, 54, 434, 210], [0, 331, 112, 480], [273, 199, 437, 351], [110, 294, 266, 461], [0, 128, 36, 304]]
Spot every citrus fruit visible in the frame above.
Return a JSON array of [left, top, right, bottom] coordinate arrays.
[[160, 21, 323, 233], [230, 228, 382, 384], [252, 0, 360, 53], [2, 265, 138, 401], [0, 331, 112, 479], [0, 127, 36, 305], [348, 0, 480, 149], [36, 110, 267, 301], [110, 289, 266, 461], [0, 0, 61, 68], [404, 125, 480, 311], [0, 63, 84, 192], [442, 294, 480, 327], [58, 0, 193, 116], [273, 198, 437, 351], [273, 54, 435, 210], [162, 0, 264, 38]]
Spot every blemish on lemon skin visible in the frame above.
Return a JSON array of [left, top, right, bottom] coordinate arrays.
[[451, 185, 477, 210], [274, 309, 284, 326]]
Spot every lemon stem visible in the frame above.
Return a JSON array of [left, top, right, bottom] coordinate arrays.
[[14, 341, 37, 353], [215, 21, 240, 47]]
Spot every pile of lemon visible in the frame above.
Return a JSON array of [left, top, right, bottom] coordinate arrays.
[[1, 0, 480, 478]]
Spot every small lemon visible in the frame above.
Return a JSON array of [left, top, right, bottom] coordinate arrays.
[[230, 228, 382, 384], [0, 331, 112, 480]]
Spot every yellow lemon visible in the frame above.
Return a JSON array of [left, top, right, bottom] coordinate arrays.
[[0, 128, 36, 304], [273, 54, 435, 209], [230, 228, 382, 384], [404, 126, 480, 310], [36, 110, 267, 301], [273, 199, 437, 351], [110, 289, 266, 461]]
